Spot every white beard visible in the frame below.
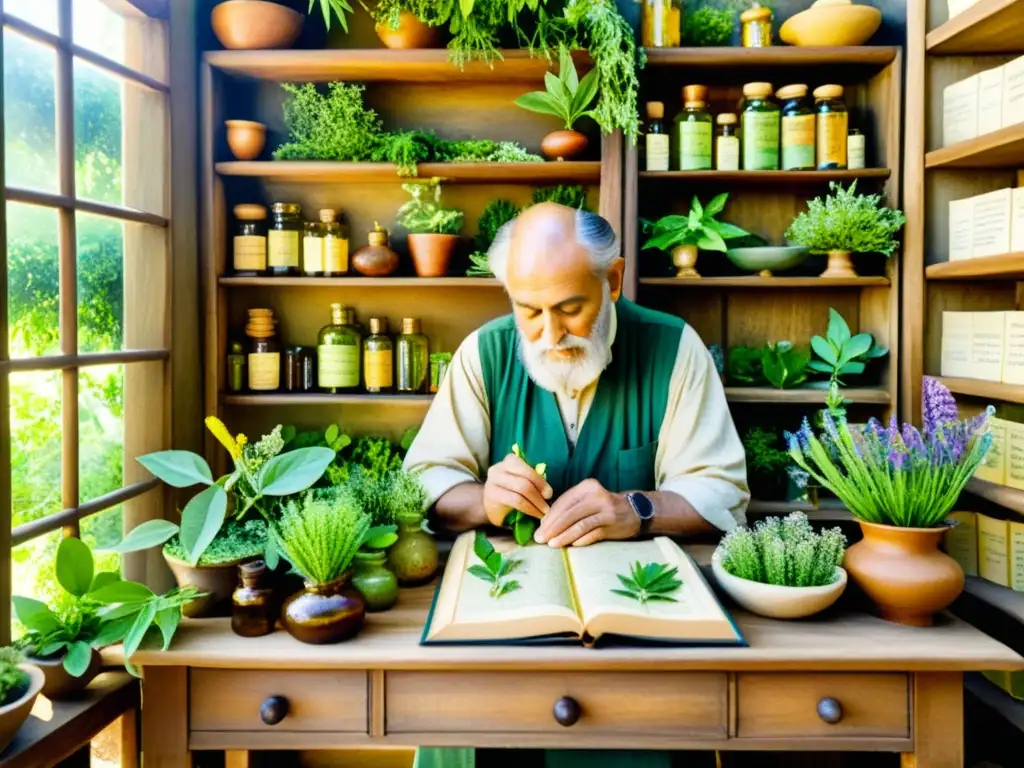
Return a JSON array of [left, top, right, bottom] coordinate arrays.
[[517, 286, 614, 396]]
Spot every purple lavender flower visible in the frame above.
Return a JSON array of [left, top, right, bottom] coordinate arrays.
[[888, 449, 907, 470], [784, 431, 800, 453], [865, 417, 886, 441], [886, 414, 899, 446], [822, 410, 839, 442], [923, 376, 958, 437], [902, 423, 925, 453]]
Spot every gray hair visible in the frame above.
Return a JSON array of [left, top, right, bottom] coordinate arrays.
[[487, 209, 621, 285]]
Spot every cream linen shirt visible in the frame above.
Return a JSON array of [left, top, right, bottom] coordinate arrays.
[[403, 307, 749, 531]]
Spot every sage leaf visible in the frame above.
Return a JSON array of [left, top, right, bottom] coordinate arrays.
[[13, 596, 60, 634], [89, 571, 120, 593], [154, 607, 181, 651], [63, 640, 94, 677], [179, 484, 228, 566], [102, 518, 179, 555], [473, 531, 495, 563], [55, 536, 94, 598], [513, 515, 536, 546], [468, 564, 496, 582], [93, 615, 135, 647], [89, 580, 156, 605], [123, 602, 157, 660], [136, 450, 213, 488], [259, 447, 335, 496]]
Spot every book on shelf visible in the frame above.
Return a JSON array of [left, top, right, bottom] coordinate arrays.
[[943, 75, 979, 147], [1011, 521, 1024, 592], [970, 311, 1007, 383], [421, 533, 745, 647], [1013, 188, 1024, 255], [971, 191, 1013, 260], [976, 417, 1008, 485], [1004, 55, 1024, 131], [1003, 314, 1024, 386], [941, 311, 972, 378], [1006, 420, 1024, 490], [944, 511, 978, 578], [979, 67, 1005, 133], [978, 513, 1011, 588]]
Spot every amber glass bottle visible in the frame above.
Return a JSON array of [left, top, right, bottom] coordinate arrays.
[[231, 560, 275, 638]]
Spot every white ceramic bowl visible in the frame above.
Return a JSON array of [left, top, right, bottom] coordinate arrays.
[[712, 550, 847, 619]]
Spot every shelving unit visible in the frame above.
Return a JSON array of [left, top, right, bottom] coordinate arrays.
[[219, 276, 503, 288], [216, 161, 603, 184], [925, 252, 1024, 279], [638, 169, 890, 183], [924, 122, 1024, 168], [935, 376, 1024, 404], [640, 276, 890, 288]]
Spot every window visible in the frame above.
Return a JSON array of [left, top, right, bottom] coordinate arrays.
[[0, 0, 171, 639]]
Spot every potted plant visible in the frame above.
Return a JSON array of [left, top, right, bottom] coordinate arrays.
[[743, 427, 800, 501], [712, 513, 848, 619], [514, 46, 598, 160], [808, 307, 889, 390], [785, 181, 906, 279], [211, 1, 305, 50], [371, 1, 444, 48], [642, 193, 749, 278], [396, 178, 464, 277], [787, 377, 993, 626], [0, 648, 44, 753], [382, 470, 437, 586]]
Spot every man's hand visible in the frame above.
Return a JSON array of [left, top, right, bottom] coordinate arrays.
[[483, 453, 553, 528], [534, 479, 639, 548]]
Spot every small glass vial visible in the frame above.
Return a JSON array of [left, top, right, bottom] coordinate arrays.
[[641, 0, 682, 48], [321, 209, 350, 277], [644, 101, 670, 172], [430, 352, 452, 393], [283, 346, 301, 392], [397, 318, 430, 394], [813, 84, 848, 170], [268, 202, 302, 276], [741, 82, 780, 171], [715, 114, 740, 171], [364, 317, 394, 394], [302, 221, 324, 277], [296, 348, 317, 392], [847, 128, 866, 170], [231, 560, 275, 638], [776, 84, 815, 171], [233, 204, 267, 276], [226, 340, 246, 393], [318, 302, 361, 393], [246, 308, 280, 391], [674, 85, 713, 171], [740, 4, 773, 47]]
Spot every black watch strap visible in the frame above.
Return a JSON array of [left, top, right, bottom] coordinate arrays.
[[626, 492, 655, 536]]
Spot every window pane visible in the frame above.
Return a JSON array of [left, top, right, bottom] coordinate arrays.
[[3, 30, 57, 192], [12, 531, 60, 620], [76, 212, 124, 353], [10, 370, 63, 532], [79, 365, 124, 505], [4, 0, 58, 34], [73, 0, 169, 84], [73, 0, 124, 64], [6, 202, 60, 358]]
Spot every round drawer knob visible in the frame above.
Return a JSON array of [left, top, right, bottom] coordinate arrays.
[[260, 696, 289, 726], [553, 696, 581, 727], [817, 697, 843, 725]]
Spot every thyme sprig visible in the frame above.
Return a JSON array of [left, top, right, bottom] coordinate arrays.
[[469, 532, 523, 598], [611, 561, 682, 606]]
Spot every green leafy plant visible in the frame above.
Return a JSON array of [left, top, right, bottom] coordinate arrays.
[[162, 519, 268, 567], [287, 423, 353, 453], [532, 184, 589, 210], [761, 341, 810, 390], [0, 649, 27, 706], [809, 308, 888, 389], [610, 562, 682, 606], [469, 532, 522, 598], [727, 345, 764, 385], [271, 490, 371, 585], [397, 177, 464, 235], [308, 0, 356, 30], [683, 6, 735, 46], [515, 45, 598, 130], [505, 443, 547, 546], [743, 427, 793, 500], [716, 513, 846, 587], [466, 198, 520, 276], [785, 181, 906, 257], [641, 194, 748, 253]]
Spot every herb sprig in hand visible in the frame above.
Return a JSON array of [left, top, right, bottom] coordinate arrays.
[[503, 444, 548, 546], [469, 532, 522, 599], [612, 562, 683, 606]]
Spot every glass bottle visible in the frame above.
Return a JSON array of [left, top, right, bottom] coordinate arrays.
[[296, 348, 317, 392], [847, 128, 866, 170], [344, 307, 365, 340], [317, 302, 361, 393], [740, 4, 773, 47], [321, 209, 350, 277], [397, 317, 429, 394], [641, 0, 682, 48], [814, 84, 848, 170], [674, 85, 713, 171], [268, 202, 302, 276], [741, 82, 780, 171], [644, 101, 670, 172], [302, 220, 324, 277], [776, 84, 815, 171], [226, 340, 246, 393], [231, 560, 275, 638], [246, 308, 280, 391], [283, 346, 300, 392], [715, 113, 740, 171], [388, 511, 439, 586], [430, 352, 453, 393], [363, 317, 394, 394], [351, 550, 399, 612], [233, 204, 267, 276]]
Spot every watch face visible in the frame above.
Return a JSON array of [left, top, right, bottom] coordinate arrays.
[[629, 492, 654, 520]]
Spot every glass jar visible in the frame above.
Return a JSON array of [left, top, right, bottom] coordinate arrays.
[[641, 0, 682, 48], [397, 318, 429, 394], [226, 340, 246, 393], [776, 84, 815, 171], [296, 348, 317, 392], [321, 209, 350, 277], [388, 512, 439, 586], [351, 550, 399, 612], [644, 101, 670, 172], [231, 560, 275, 638], [674, 85, 713, 170], [318, 303, 361, 393], [302, 220, 324, 277], [741, 82, 780, 171], [847, 128, 866, 170], [740, 4, 772, 47], [813, 84, 848, 170], [283, 346, 301, 391], [246, 308, 280, 391], [268, 202, 302, 276], [715, 113, 740, 171], [233, 204, 267, 275], [364, 317, 393, 394], [429, 352, 452, 393]]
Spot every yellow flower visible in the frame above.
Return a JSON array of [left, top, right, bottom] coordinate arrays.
[[205, 415, 241, 460], [236, 434, 248, 452]]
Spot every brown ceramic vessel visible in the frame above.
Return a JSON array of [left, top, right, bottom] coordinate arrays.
[[541, 130, 588, 161], [0, 665, 43, 753], [164, 551, 240, 618], [407, 233, 459, 278], [211, 0, 303, 50], [281, 575, 366, 644], [225, 120, 266, 160], [820, 249, 858, 278], [352, 229, 400, 276], [843, 520, 964, 627], [375, 12, 443, 49], [31, 649, 102, 700]]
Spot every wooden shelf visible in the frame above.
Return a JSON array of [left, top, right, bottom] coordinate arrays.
[[640, 276, 889, 288], [963, 576, 1024, 624], [639, 169, 891, 184], [925, 252, 1024, 280], [747, 499, 853, 521], [220, 276, 501, 288], [724, 387, 890, 404], [643, 46, 898, 71], [924, 123, 1024, 169], [934, 376, 1024, 404], [965, 673, 1024, 736], [222, 394, 434, 406], [964, 477, 1024, 515], [205, 48, 591, 82], [926, 0, 1024, 54], [215, 161, 601, 184]]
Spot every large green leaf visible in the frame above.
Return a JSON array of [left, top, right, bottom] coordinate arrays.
[[544, 71, 571, 107], [697, 228, 728, 253], [826, 308, 852, 346], [570, 69, 599, 123], [559, 45, 578, 93], [258, 447, 334, 496], [123, 602, 157, 661], [89, 580, 155, 605], [154, 607, 181, 651], [841, 333, 874, 363], [179, 484, 228, 565], [12, 596, 60, 634], [703, 192, 728, 217], [102, 519, 179, 555], [709, 220, 749, 239], [56, 537, 94, 597], [89, 571, 120, 593], [63, 640, 94, 677], [514, 91, 567, 122], [810, 336, 838, 366], [93, 615, 135, 647], [136, 451, 213, 488]]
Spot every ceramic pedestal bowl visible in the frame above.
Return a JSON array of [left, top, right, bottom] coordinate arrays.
[[712, 550, 848, 619], [212, 0, 304, 50], [780, 3, 882, 47], [725, 245, 810, 277]]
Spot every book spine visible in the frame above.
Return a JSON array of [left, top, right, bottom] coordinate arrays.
[[976, 416, 1008, 485], [969, 311, 1007, 382], [1012, 521, 1024, 592], [971, 190, 1013, 259], [943, 75, 980, 146], [978, 513, 1011, 588], [941, 311, 973, 378], [944, 511, 979, 578], [1002, 55, 1024, 131]]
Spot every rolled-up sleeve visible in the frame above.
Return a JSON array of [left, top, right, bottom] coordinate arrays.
[[403, 331, 491, 507], [655, 324, 749, 531]]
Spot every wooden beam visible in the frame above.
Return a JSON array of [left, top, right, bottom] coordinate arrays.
[[0, 2, 11, 645], [141, 666, 190, 768], [5, 187, 169, 227], [900, 673, 964, 768], [2, 349, 170, 373]]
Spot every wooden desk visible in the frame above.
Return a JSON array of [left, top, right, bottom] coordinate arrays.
[[131, 583, 1023, 768]]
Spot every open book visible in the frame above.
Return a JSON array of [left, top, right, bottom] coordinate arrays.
[[421, 533, 745, 647]]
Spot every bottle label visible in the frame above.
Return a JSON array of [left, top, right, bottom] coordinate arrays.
[[233, 235, 267, 272], [267, 230, 299, 268], [303, 236, 324, 273], [817, 112, 849, 168], [325, 237, 349, 273], [679, 122, 712, 170], [645, 133, 670, 172], [318, 344, 359, 388], [847, 135, 866, 170], [364, 349, 393, 389], [742, 111, 780, 170], [781, 114, 815, 170], [247, 352, 280, 391], [716, 136, 740, 171]]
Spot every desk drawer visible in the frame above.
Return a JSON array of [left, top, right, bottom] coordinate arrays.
[[736, 673, 909, 739], [386, 671, 727, 737], [190, 669, 368, 733]]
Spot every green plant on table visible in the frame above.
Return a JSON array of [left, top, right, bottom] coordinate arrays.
[[397, 178, 464, 235], [641, 194, 749, 254], [611, 562, 682, 606], [716, 512, 846, 587], [683, 6, 735, 46], [784, 181, 906, 257], [515, 45, 598, 131], [469, 532, 522, 599], [162, 519, 268, 568], [0, 648, 28, 706], [506, 443, 547, 546], [809, 308, 888, 415], [271, 490, 371, 586], [761, 341, 810, 390]]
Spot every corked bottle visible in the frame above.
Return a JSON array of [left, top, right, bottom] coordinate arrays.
[[231, 560, 276, 638], [352, 222, 399, 277], [246, 308, 280, 392]]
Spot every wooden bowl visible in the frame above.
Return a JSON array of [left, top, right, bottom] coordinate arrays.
[[779, 5, 882, 46], [211, 0, 304, 50], [226, 120, 266, 160], [0, 665, 44, 753], [375, 11, 443, 49]]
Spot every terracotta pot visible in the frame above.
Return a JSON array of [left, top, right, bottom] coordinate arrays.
[[671, 244, 700, 278], [541, 130, 589, 161], [407, 234, 459, 278], [375, 12, 443, 49], [844, 520, 964, 627], [820, 249, 858, 278], [281, 575, 366, 644], [31, 649, 102, 700], [225, 120, 266, 160], [211, 0, 303, 50], [0, 665, 43, 753], [163, 551, 241, 618]]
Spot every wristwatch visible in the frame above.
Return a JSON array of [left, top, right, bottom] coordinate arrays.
[[625, 492, 655, 537]]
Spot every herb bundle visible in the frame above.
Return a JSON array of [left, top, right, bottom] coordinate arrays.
[[611, 561, 682, 606], [271, 490, 370, 585], [469, 532, 522, 598]]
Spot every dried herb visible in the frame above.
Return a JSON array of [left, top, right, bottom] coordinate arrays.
[[611, 561, 682, 606], [469, 532, 522, 598]]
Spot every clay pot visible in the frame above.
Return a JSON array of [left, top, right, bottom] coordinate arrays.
[[31, 649, 102, 700], [352, 551, 399, 612], [671, 244, 700, 278], [211, 0, 303, 51], [375, 12, 443, 49], [843, 520, 964, 627], [388, 513, 439, 586], [0, 665, 44, 753], [820, 249, 858, 278], [352, 230, 400, 277], [407, 234, 459, 278], [225, 120, 266, 160], [281, 576, 366, 644], [164, 551, 241, 618], [541, 130, 589, 161]]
